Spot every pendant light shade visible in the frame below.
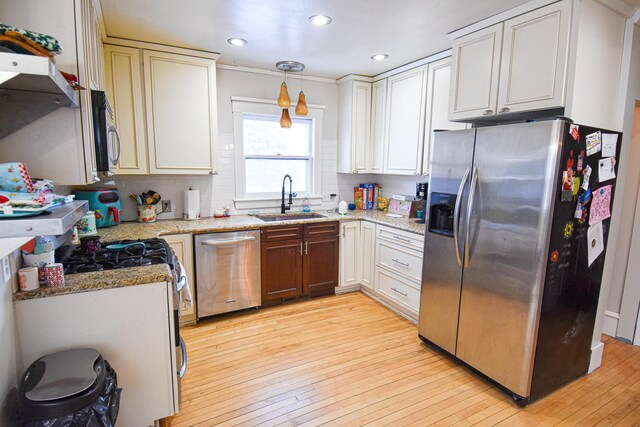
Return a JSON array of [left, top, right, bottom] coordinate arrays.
[[295, 91, 308, 116], [277, 82, 291, 108], [280, 109, 292, 128]]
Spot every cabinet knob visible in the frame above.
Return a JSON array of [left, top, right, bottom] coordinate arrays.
[[413, 171, 419, 175], [498, 107, 510, 114], [483, 109, 494, 116], [352, 170, 359, 174], [209, 170, 217, 175]]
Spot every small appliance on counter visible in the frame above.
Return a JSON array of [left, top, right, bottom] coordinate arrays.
[[74, 188, 121, 228], [416, 182, 428, 200]]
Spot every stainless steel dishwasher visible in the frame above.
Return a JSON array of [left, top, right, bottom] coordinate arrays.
[[195, 230, 261, 318]]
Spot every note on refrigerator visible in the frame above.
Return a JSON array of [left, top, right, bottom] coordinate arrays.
[[586, 131, 602, 156], [602, 133, 618, 157], [589, 185, 612, 225], [587, 221, 604, 267], [582, 165, 592, 190], [598, 157, 616, 182]]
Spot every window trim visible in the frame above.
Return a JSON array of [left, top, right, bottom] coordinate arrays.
[[231, 97, 324, 210]]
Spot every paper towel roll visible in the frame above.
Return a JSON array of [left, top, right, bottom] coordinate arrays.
[[183, 189, 200, 220]]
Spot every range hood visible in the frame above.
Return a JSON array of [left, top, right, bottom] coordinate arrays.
[[0, 52, 80, 139]]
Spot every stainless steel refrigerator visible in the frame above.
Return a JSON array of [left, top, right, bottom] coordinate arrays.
[[419, 119, 621, 403]]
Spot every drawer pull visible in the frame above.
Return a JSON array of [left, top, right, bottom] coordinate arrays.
[[391, 287, 408, 297], [392, 235, 411, 243], [483, 109, 494, 115], [226, 299, 237, 303], [392, 258, 410, 267]]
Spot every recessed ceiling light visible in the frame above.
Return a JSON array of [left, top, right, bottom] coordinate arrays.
[[308, 15, 332, 26], [227, 38, 247, 47], [371, 54, 389, 61]]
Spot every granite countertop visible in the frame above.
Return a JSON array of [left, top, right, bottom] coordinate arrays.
[[14, 210, 424, 302], [13, 264, 173, 301], [96, 209, 426, 241]]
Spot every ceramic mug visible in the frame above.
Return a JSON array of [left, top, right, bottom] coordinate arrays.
[[44, 263, 65, 288], [18, 267, 39, 291], [137, 205, 157, 223], [23, 251, 55, 283], [77, 211, 97, 236]]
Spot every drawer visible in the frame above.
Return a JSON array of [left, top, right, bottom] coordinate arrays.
[[376, 225, 424, 252], [261, 225, 303, 242], [376, 240, 423, 283], [304, 221, 339, 238], [375, 267, 421, 312]]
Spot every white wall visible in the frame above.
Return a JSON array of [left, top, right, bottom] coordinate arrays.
[[0, 250, 22, 424]]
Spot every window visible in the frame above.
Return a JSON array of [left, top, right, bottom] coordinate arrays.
[[242, 114, 313, 197], [232, 97, 324, 207]]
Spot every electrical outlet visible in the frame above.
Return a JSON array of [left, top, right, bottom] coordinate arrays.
[[162, 200, 172, 213], [1, 256, 10, 284], [322, 193, 332, 202]]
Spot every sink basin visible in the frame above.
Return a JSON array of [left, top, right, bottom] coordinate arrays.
[[256, 213, 326, 222]]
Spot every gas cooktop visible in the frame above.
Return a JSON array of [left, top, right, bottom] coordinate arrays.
[[57, 238, 174, 275]]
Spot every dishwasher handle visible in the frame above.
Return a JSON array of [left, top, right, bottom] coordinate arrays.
[[200, 236, 256, 246]]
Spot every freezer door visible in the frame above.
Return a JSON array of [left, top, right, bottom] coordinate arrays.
[[195, 231, 261, 318], [456, 120, 564, 398], [418, 128, 476, 354]]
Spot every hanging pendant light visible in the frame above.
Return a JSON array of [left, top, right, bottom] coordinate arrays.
[[280, 108, 292, 128], [276, 61, 306, 127], [277, 71, 291, 108]]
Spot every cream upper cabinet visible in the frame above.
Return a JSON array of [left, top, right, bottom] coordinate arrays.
[[449, 24, 503, 121], [337, 77, 372, 174], [360, 221, 375, 290], [339, 221, 361, 288], [144, 50, 219, 174], [369, 79, 387, 174], [497, 1, 570, 115], [84, 0, 105, 91], [422, 57, 467, 175], [104, 45, 148, 174], [383, 66, 428, 175]]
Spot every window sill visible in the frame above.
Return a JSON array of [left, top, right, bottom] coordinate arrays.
[[234, 196, 323, 210]]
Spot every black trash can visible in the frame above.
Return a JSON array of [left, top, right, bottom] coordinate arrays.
[[13, 348, 121, 427]]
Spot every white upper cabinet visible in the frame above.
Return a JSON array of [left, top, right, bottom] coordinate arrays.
[[497, 1, 570, 114], [422, 57, 467, 175], [337, 77, 372, 174], [144, 50, 219, 174], [369, 79, 387, 174], [104, 45, 148, 174], [449, 24, 503, 121], [383, 66, 428, 175]]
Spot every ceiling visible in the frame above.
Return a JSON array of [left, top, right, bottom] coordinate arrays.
[[99, 0, 631, 79]]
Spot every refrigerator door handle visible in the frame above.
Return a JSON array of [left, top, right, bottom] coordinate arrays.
[[464, 167, 479, 268], [453, 167, 471, 267]]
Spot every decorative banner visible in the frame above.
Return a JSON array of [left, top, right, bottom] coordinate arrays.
[[589, 185, 612, 225], [586, 131, 602, 156], [587, 221, 604, 267]]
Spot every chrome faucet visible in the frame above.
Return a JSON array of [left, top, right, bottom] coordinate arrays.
[[281, 174, 293, 214]]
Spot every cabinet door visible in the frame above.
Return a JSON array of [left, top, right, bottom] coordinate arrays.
[[370, 79, 387, 173], [163, 233, 196, 324], [143, 50, 219, 174], [360, 221, 375, 290], [449, 23, 503, 121], [422, 57, 467, 175], [303, 235, 339, 295], [104, 45, 149, 174], [261, 239, 303, 302], [384, 66, 427, 175], [352, 81, 372, 173], [339, 222, 361, 287], [497, 1, 570, 115]]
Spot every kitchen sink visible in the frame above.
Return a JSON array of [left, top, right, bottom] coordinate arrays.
[[256, 213, 326, 222]]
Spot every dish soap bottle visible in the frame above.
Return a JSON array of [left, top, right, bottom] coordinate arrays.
[[303, 197, 311, 212]]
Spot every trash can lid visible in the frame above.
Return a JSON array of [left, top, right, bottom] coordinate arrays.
[[24, 348, 101, 402]]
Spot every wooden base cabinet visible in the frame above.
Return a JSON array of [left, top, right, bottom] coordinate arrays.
[[261, 222, 339, 304]]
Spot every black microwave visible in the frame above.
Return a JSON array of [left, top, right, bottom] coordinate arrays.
[[91, 90, 121, 174]]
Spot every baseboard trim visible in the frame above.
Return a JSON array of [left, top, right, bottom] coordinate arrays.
[[336, 284, 362, 294], [589, 341, 605, 373], [602, 310, 620, 337], [360, 288, 418, 325]]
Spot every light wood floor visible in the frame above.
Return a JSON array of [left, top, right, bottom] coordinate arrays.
[[166, 292, 640, 426]]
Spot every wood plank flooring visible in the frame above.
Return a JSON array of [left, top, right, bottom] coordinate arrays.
[[166, 292, 640, 426]]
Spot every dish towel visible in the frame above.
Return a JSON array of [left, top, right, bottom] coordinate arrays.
[[176, 261, 193, 309]]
